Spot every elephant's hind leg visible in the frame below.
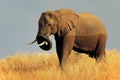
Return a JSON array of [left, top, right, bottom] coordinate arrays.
[[88, 51, 96, 58], [95, 34, 107, 61]]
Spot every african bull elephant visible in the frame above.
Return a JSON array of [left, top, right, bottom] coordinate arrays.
[[29, 8, 107, 69]]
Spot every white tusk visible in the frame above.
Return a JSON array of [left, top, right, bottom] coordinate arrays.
[[38, 41, 46, 47], [44, 41, 48, 45], [27, 39, 37, 45]]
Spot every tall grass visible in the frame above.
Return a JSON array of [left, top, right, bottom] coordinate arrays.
[[0, 50, 120, 80]]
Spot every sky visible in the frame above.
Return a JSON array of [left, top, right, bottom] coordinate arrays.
[[0, 0, 120, 58]]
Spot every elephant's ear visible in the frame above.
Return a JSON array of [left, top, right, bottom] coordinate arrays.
[[57, 13, 79, 36]]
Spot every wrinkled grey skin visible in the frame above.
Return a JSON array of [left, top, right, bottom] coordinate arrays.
[[29, 8, 107, 69]]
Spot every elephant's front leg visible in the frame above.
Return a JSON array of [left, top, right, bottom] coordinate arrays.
[[60, 31, 75, 69]]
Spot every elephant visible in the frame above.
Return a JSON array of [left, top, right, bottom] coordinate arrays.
[[29, 8, 107, 69]]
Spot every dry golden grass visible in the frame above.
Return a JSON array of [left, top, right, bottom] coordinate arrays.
[[0, 50, 120, 80]]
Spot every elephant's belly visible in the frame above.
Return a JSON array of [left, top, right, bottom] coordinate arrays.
[[73, 35, 98, 51]]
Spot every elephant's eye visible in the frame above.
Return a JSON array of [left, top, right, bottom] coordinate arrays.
[[48, 24, 51, 26]]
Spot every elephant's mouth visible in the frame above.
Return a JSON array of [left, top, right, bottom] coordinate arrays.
[[36, 36, 52, 51]]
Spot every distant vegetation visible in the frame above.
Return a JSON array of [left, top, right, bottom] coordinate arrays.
[[0, 50, 120, 80]]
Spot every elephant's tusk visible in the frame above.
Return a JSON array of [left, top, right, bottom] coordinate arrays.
[[38, 41, 48, 47], [27, 39, 37, 45]]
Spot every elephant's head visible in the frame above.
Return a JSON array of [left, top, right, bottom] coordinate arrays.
[[29, 10, 59, 50]]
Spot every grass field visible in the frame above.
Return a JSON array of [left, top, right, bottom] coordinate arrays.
[[0, 49, 120, 80]]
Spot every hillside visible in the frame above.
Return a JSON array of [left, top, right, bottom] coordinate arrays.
[[0, 50, 120, 80]]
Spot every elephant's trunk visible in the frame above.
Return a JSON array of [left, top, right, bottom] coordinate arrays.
[[36, 36, 52, 50]]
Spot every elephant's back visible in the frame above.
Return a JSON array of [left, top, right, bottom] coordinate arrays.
[[78, 12, 103, 26], [79, 12, 100, 19], [77, 12, 107, 36]]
